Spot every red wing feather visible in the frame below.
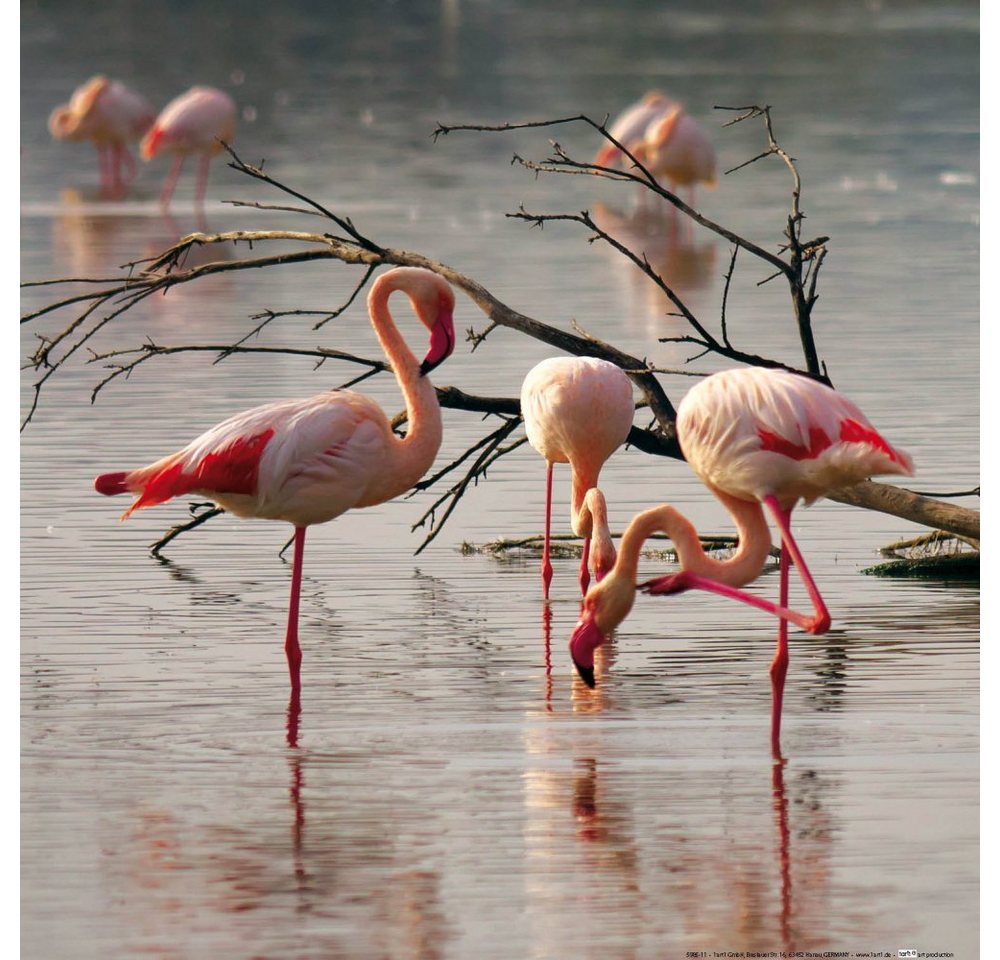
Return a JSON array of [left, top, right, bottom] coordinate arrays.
[[110, 428, 275, 518]]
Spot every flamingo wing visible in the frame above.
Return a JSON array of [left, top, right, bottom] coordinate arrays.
[[678, 368, 913, 504], [521, 357, 633, 470], [100, 392, 392, 525]]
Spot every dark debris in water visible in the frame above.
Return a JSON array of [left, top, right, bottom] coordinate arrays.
[[863, 529, 980, 580], [461, 533, 765, 564]]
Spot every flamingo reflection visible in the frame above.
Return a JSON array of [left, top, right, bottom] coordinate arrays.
[[591, 201, 717, 337]]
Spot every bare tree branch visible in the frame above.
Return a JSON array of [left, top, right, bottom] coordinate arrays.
[[21, 131, 979, 550]]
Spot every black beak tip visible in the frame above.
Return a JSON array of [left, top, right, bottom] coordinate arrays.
[[573, 661, 596, 689]]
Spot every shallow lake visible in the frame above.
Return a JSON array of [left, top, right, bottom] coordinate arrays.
[[21, 2, 979, 957]]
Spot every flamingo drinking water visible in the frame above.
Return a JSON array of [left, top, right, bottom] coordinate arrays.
[[49, 76, 156, 196], [140, 86, 237, 208], [520, 356, 635, 598], [94, 267, 457, 694], [568, 366, 913, 749]]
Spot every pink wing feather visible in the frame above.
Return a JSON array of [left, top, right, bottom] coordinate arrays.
[[677, 368, 913, 505], [95, 392, 393, 526]]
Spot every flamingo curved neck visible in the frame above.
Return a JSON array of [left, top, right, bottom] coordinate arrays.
[[367, 279, 443, 491], [576, 487, 616, 575], [570, 469, 601, 536], [616, 492, 771, 587]]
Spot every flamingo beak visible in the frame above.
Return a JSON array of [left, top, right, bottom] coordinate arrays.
[[569, 611, 606, 689], [419, 306, 455, 376]]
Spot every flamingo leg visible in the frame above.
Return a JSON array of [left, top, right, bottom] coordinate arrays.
[[578, 536, 591, 595], [96, 144, 111, 194], [159, 154, 185, 208], [640, 569, 817, 630], [285, 525, 306, 695], [770, 546, 791, 754], [762, 495, 831, 634], [120, 144, 138, 187], [541, 462, 554, 599], [108, 144, 124, 197], [194, 152, 211, 207]]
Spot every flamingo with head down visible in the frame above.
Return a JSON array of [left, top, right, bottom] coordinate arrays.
[[595, 90, 717, 203], [94, 267, 457, 695], [568, 366, 913, 750], [140, 86, 237, 208], [520, 356, 635, 598], [49, 76, 156, 197]]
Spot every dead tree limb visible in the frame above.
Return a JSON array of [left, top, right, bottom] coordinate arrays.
[[21, 131, 979, 550]]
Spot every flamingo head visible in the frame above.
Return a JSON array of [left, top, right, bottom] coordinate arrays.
[[369, 267, 457, 377], [568, 570, 636, 688], [419, 295, 455, 376], [405, 270, 455, 376]]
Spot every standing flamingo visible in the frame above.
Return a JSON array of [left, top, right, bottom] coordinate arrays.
[[595, 90, 717, 203], [520, 356, 635, 598], [568, 366, 913, 749], [140, 86, 237, 208], [48, 76, 156, 197], [94, 267, 457, 694]]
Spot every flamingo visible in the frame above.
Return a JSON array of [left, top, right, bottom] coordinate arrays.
[[520, 356, 635, 598], [94, 267, 457, 694], [568, 366, 913, 749], [140, 86, 237, 208], [594, 90, 717, 203], [48, 76, 156, 197]]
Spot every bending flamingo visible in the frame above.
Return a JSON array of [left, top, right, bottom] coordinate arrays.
[[569, 366, 913, 748], [49, 76, 155, 197], [94, 267, 457, 694], [520, 356, 634, 598], [140, 86, 237, 208], [595, 90, 717, 202]]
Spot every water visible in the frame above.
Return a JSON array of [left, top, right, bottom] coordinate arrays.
[[21, 1, 979, 957]]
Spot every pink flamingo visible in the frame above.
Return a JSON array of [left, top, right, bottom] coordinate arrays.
[[140, 86, 237, 208], [48, 76, 156, 197], [520, 356, 635, 598], [94, 267, 457, 695], [595, 90, 717, 203], [568, 366, 913, 749]]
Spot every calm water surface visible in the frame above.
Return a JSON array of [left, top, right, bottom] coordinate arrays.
[[21, 2, 979, 958]]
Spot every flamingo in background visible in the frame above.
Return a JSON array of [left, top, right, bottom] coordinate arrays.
[[94, 267, 457, 695], [569, 366, 913, 750], [140, 86, 237, 208], [520, 357, 635, 598], [595, 90, 717, 203], [49, 76, 155, 197]]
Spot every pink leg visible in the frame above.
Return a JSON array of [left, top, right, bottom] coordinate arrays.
[[96, 144, 111, 193], [770, 547, 791, 754], [109, 144, 124, 197], [119, 144, 138, 187], [762, 496, 831, 634], [194, 152, 211, 207], [285, 526, 306, 695], [541, 463, 554, 599], [159, 154, 185, 208], [578, 536, 591, 595], [640, 568, 818, 631]]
